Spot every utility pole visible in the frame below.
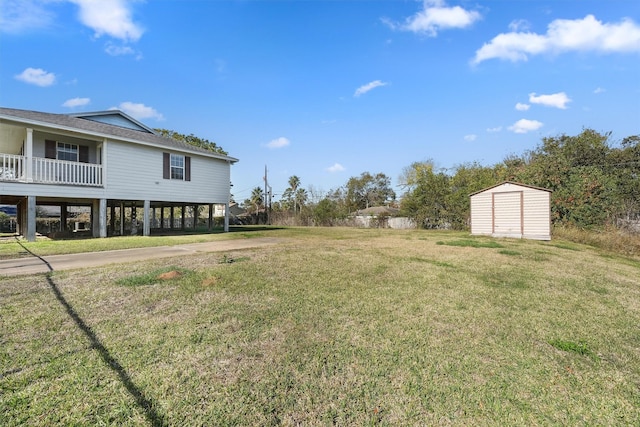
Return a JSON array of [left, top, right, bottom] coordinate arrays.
[[264, 165, 269, 225]]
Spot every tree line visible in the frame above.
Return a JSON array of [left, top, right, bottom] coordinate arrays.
[[239, 129, 640, 230]]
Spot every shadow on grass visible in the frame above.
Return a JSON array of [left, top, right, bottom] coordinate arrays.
[[16, 239, 165, 426], [229, 225, 286, 233]]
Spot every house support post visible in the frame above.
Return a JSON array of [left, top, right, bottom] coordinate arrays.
[[99, 199, 107, 237], [16, 200, 22, 235], [26, 196, 36, 242], [131, 202, 138, 235], [208, 204, 213, 232], [170, 207, 174, 229], [60, 203, 67, 232], [224, 202, 229, 232], [143, 200, 150, 236], [119, 202, 125, 235], [181, 205, 186, 230], [25, 128, 33, 182], [193, 205, 198, 230], [110, 204, 116, 236], [160, 207, 164, 230], [92, 199, 107, 238]]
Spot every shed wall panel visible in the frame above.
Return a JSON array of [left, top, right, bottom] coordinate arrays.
[[522, 190, 551, 239], [470, 192, 493, 235]]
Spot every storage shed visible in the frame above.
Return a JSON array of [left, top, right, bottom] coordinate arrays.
[[470, 181, 552, 240]]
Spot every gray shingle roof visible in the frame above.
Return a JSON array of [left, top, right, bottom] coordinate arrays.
[[0, 107, 238, 163]]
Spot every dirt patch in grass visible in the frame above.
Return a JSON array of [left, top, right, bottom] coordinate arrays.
[[201, 276, 219, 287], [157, 270, 182, 280]]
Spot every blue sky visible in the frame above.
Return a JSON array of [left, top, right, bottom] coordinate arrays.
[[1, 0, 639, 203]]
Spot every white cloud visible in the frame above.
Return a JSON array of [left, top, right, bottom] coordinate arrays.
[[0, 0, 54, 34], [69, 0, 144, 42], [327, 163, 345, 173], [487, 126, 502, 133], [384, 0, 481, 36], [594, 87, 606, 94], [111, 102, 164, 121], [62, 97, 90, 108], [509, 119, 543, 134], [105, 42, 136, 56], [509, 19, 531, 32], [265, 137, 290, 149], [354, 80, 388, 97], [529, 92, 571, 109], [464, 134, 477, 142], [15, 67, 56, 87], [515, 102, 530, 111], [473, 15, 640, 64]]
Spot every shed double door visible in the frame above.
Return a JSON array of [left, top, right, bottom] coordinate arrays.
[[492, 191, 523, 237]]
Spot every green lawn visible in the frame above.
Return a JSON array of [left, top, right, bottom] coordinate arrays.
[[1, 227, 639, 425]]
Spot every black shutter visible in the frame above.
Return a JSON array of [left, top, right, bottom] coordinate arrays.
[[185, 156, 191, 181], [79, 145, 89, 163], [163, 152, 170, 179], [45, 140, 56, 159]]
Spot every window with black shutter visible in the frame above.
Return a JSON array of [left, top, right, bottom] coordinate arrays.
[[79, 145, 89, 163], [45, 140, 56, 159], [164, 153, 191, 181], [163, 152, 170, 179]]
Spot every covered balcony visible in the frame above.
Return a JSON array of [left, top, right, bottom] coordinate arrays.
[[1, 153, 103, 186], [0, 123, 104, 187]]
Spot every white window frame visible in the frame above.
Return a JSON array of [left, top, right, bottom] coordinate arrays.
[[170, 153, 184, 180], [57, 142, 78, 162]]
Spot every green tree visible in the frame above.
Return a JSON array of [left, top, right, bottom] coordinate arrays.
[[345, 172, 395, 212], [399, 161, 450, 228], [312, 198, 338, 226], [513, 129, 616, 226], [282, 175, 301, 213], [609, 135, 640, 220], [249, 187, 264, 213], [294, 187, 308, 213], [155, 129, 228, 155], [446, 162, 498, 229]]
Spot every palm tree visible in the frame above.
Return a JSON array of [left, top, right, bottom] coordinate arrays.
[[294, 188, 308, 213], [250, 187, 264, 213], [285, 175, 301, 213]]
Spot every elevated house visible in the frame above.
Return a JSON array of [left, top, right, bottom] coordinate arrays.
[[0, 107, 238, 241]]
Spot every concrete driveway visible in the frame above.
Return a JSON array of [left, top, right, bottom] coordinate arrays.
[[0, 237, 284, 276]]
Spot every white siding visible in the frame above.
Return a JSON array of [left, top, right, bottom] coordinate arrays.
[[105, 140, 230, 203], [522, 188, 551, 240], [470, 191, 493, 235]]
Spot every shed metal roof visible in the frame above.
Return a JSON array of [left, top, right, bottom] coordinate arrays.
[[469, 181, 552, 197]]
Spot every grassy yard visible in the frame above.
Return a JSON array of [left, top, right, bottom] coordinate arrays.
[[0, 227, 271, 259], [1, 227, 639, 425]]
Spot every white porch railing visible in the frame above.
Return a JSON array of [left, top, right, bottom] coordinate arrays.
[[0, 154, 103, 187], [33, 157, 103, 186], [0, 154, 24, 181]]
